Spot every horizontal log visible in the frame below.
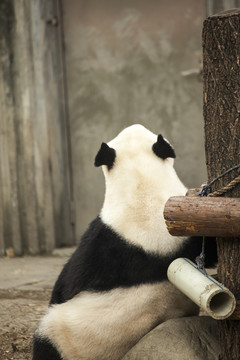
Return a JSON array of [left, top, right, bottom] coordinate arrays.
[[185, 187, 202, 197], [164, 196, 240, 237]]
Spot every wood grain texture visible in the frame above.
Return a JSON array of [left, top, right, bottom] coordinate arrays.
[[229, 301, 240, 321], [203, 8, 240, 359], [164, 196, 240, 237]]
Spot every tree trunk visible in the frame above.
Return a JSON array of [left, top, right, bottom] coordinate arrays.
[[203, 9, 240, 360]]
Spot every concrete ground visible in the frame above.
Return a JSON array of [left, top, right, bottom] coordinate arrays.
[[0, 247, 75, 295], [0, 248, 75, 360]]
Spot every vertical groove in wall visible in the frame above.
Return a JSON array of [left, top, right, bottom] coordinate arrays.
[[0, 0, 22, 255], [0, 0, 74, 256]]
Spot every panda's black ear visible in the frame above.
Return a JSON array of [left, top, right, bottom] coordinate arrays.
[[94, 143, 116, 170], [152, 134, 176, 160]]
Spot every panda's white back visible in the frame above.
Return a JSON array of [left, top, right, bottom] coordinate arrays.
[[101, 124, 187, 255], [33, 124, 212, 360]]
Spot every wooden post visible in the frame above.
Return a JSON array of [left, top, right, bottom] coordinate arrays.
[[164, 196, 240, 237], [203, 9, 240, 360]]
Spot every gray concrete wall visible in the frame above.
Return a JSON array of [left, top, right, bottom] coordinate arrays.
[[0, 0, 74, 255], [63, 0, 206, 240]]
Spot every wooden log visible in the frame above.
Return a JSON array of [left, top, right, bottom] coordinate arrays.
[[203, 8, 240, 360], [185, 187, 202, 197], [164, 196, 240, 237]]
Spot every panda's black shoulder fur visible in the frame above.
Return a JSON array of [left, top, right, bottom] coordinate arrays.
[[50, 216, 217, 305]]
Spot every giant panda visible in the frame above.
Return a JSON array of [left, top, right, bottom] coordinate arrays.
[[33, 124, 217, 360]]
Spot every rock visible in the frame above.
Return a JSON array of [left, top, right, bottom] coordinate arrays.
[[123, 316, 219, 360], [5, 248, 15, 258]]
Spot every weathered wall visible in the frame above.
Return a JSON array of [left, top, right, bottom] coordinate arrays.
[[63, 0, 206, 240], [1, 0, 238, 254], [0, 0, 74, 255], [0, 0, 19, 256]]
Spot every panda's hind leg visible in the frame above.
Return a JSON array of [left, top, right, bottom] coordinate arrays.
[[33, 334, 62, 360]]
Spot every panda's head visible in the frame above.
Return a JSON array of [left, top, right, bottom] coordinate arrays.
[[94, 124, 186, 253], [95, 124, 177, 193]]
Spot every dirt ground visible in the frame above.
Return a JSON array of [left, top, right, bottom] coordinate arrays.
[[0, 250, 74, 360], [0, 289, 51, 360]]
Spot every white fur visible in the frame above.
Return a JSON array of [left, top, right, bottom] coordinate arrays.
[[101, 124, 187, 255], [36, 124, 195, 360], [37, 282, 198, 360]]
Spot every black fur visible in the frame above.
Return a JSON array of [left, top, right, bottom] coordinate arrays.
[[33, 336, 62, 360], [50, 216, 217, 305], [152, 134, 176, 159], [94, 142, 116, 170]]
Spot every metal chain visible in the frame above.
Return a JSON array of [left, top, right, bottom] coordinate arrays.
[[208, 175, 240, 197], [195, 236, 207, 275], [198, 164, 240, 197], [196, 164, 240, 274]]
